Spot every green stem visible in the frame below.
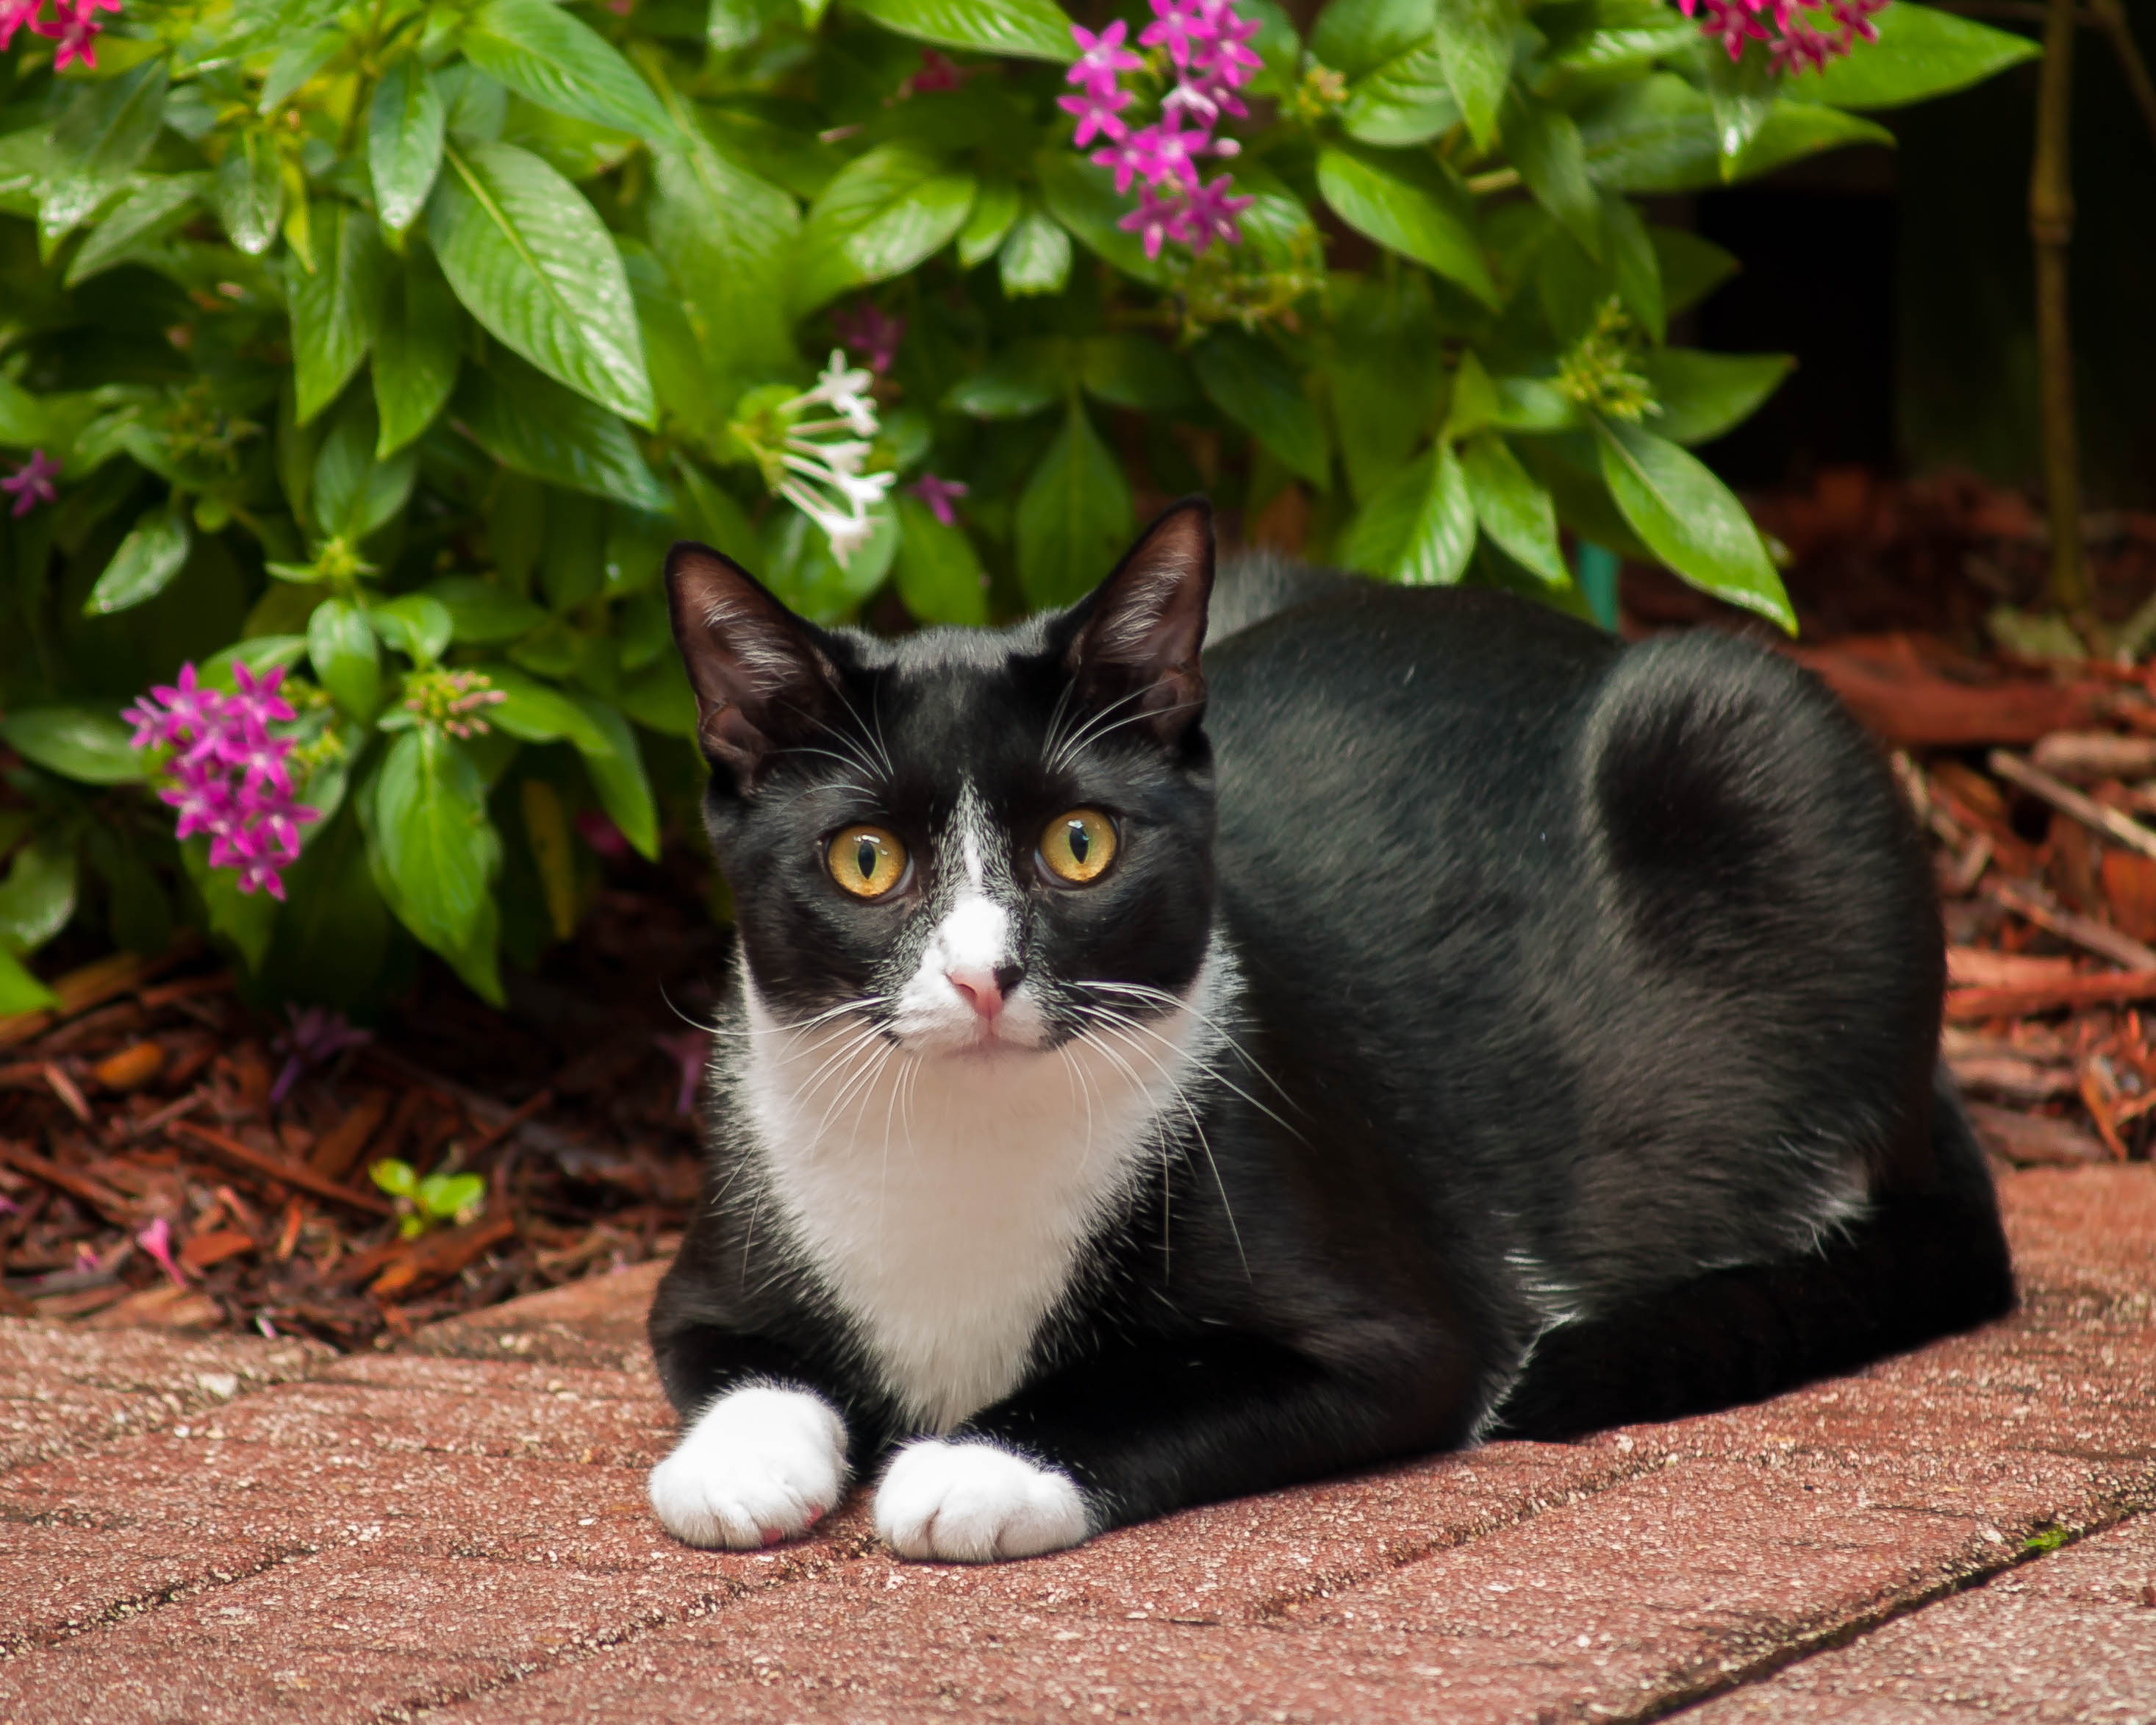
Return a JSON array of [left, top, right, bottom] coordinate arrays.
[[2031, 0, 2086, 618]]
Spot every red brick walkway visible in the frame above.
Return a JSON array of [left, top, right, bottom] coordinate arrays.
[[1, 1166, 2150, 1724]]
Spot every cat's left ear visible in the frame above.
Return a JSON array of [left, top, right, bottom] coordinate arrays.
[[1062, 498, 1214, 748]]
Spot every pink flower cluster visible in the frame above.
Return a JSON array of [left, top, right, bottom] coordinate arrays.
[[2, 449, 57, 518], [1678, 0, 1889, 74], [123, 663, 320, 900], [1063, 1, 1257, 260], [1, 0, 121, 70]]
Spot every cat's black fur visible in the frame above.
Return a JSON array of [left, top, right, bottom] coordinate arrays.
[[649, 500, 2013, 1540]]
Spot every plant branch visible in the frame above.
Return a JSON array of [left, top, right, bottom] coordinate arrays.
[[2088, 0, 2156, 151], [2030, 0, 2086, 618]]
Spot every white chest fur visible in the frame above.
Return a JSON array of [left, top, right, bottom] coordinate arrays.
[[738, 957, 1225, 1432]]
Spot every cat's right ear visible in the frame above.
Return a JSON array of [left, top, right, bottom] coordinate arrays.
[[665, 542, 844, 792]]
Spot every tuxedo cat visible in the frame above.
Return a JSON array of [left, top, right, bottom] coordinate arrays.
[[645, 500, 2013, 1562]]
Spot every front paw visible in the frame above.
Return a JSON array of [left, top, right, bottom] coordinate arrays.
[[874, 1438, 1091, 1562], [648, 1385, 849, 1549]]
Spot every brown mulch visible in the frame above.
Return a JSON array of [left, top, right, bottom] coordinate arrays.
[[0, 889, 723, 1348], [6, 464, 2153, 1345]]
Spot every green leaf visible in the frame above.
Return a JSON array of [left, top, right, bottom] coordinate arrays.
[[1736, 101, 1894, 182], [308, 596, 383, 718], [1654, 225, 1738, 317], [892, 493, 989, 626], [373, 594, 456, 665], [1505, 90, 1599, 257], [39, 57, 169, 240], [945, 340, 1071, 418], [1316, 143, 1496, 306], [212, 130, 283, 256], [1431, 0, 1515, 149], [674, 461, 762, 566], [290, 202, 390, 425], [1704, 40, 1779, 176], [1330, 268, 1444, 501], [1081, 335, 1196, 413], [1017, 404, 1133, 610], [0, 708, 143, 785], [958, 174, 1021, 265], [759, 504, 900, 623], [429, 139, 654, 426], [417, 1170, 486, 1220], [66, 173, 207, 286], [1342, 40, 1461, 147], [372, 726, 501, 985], [370, 1158, 419, 1198], [1192, 330, 1330, 488], [373, 251, 462, 457], [1036, 147, 1169, 286], [792, 143, 977, 315], [422, 576, 549, 644], [1641, 349, 1793, 446], [312, 393, 417, 541], [1592, 415, 1791, 629], [452, 354, 667, 510], [1602, 190, 1663, 343], [83, 496, 191, 615], [708, 0, 781, 49], [1579, 75, 1891, 193], [0, 840, 76, 956], [842, 0, 1075, 61], [259, 26, 343, 112], [460, 0, 671, 142], [1310, 0, 1435, 79], [1808, 4, 2040, 110], [1335, 443, 1475, 585], [0, 947, 56, 1015], [368, 58, 446, 233], [560, 691, 659, 859], [998, 208, 1072, 298], [1458, 431, 1566, 585], [647, 126, 798, 385]]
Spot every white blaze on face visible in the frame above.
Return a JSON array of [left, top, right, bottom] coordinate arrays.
[[889, 785, 1045, 1051]]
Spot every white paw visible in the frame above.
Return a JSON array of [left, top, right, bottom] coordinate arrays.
[[648, 1385, 849, 1550], [873, 1438, 1090, 1562]]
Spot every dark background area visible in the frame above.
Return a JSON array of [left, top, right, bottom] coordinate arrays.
[[1683, 6, 2156, 508]]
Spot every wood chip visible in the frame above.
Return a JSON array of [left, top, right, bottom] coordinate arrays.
[[1946, 970, 2156, 1019], [2030, 730, 2156, 782], [307, 1090, 390, 1180], [1981, 878, 2156, 971], [179, 1228, 256, 1271], [91, 1042, 166, 1093], [1991, 749, 2156, 865], [170, 1120, 395, 1217], [0, 1140, 135, 1225], [1946, 1054, 2079, 1102], [1946, 949, 2081, 990]]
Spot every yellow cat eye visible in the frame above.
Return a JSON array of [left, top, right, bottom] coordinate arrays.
[[827, 825, 908, 899], [1038, 808, 1118, 885]]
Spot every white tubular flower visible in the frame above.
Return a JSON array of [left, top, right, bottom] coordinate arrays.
[[787, 349, 879, 437], [750, 350, 898, 569]]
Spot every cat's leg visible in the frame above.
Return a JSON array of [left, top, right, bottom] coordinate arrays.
[[645, 1325, 856, 1550], [874, 1332, 1473, 1561]]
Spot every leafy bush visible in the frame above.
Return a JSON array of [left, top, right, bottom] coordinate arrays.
[[0, 0, 2035, 1013]]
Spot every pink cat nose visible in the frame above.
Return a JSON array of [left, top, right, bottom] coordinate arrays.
[[947, 963, 1023, 1020]]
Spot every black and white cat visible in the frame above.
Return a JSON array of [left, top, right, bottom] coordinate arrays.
[[645, 500, 2013, 1562]]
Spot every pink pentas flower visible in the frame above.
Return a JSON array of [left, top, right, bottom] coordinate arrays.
[[1118, 183, 1185, 260], [2, 448, 58, 518], [271, 1004, 370, 1103], [1067, 20, 1142, 96], [829, 299, 906, 375], [0, 0, 42, 52], [1178, 174, 1254, 254], [1139, 0, 1220, 70], [33, 3, 102, 69], [1130, 119, 1205, 190], [1058, 85, 1131, 147], [909, 49, 967, 93], [909, 472, 968, 527]]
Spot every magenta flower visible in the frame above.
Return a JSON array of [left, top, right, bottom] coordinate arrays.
[[1118, 183, 1185, 260], [1067, 20, 1142, 96], [1675, 0, 1877, 70], [136, 1217, 185, 1288], [828, 300, 906, 376], [575, 808, 631, 859], [908, 49, 967, 93], [1178, 175, 1255, 254], [1139, 0, 1217, 69], [2, 448, 58, 518], [1058, 85, 1131, 147], [130, 659, 319, 901], [0, 0, 40, 51], [909, 471, 969, 526], [29, 0, 106, 69]]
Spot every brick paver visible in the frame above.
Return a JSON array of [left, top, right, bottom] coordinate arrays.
[[0, 1168, 2148, 1724]]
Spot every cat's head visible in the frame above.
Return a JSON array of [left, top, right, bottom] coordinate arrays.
[[666, 500, 1217, 1057]]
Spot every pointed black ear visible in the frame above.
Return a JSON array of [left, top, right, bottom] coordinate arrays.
[[665, 541, 845, 791], [1064, 499, 1214, 748]]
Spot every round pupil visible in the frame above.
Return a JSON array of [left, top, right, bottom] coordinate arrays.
[[855, 838, 879, 879], [1067, 822, 1090, 864]]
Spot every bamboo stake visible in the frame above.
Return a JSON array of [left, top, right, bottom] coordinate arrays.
[[2031, 0, 2087, 618]]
